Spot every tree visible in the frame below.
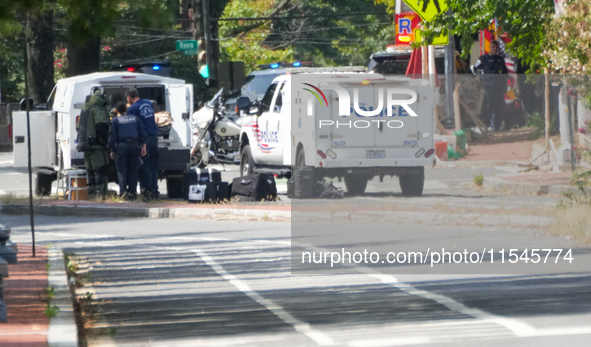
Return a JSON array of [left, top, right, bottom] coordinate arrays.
[[26, 5, 54, 102], [545, 0, 591, 74], [377, 0, 555, 71], [219, 0, 394, 73]]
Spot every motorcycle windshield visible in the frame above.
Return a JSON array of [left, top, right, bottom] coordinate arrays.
[[208, 88, 224, 107]]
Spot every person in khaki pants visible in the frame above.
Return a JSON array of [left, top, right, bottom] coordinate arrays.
[[77, 91, 110, 200]]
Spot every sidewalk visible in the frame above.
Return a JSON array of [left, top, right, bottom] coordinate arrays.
[[0, 245, 49, 347], [484, 171, 590, 196], [0, 198, 292, 222]]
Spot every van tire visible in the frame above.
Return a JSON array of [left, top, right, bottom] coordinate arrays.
[[399, 168, 424, 197], [344, 176, 368, 195], [240, 144, 254, 177], [293, 148, 314, 199], [166, 176, 184, 199]]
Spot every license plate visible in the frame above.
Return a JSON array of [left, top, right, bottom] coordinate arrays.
[[366, 150, 385, 159]]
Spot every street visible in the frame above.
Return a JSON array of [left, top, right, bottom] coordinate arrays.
[[0, 152, 560, 210], [3, 214, 591, 347]]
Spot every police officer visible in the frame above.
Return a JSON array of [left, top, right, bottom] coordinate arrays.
[[76, 90, 110, 200], [125, 88, 159, 200], [108, 102, 147, 200], [472, 40, 508, 132]]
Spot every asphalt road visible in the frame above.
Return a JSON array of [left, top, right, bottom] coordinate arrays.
[[3, 214, 590, 347], [0, 152, 560, 210]]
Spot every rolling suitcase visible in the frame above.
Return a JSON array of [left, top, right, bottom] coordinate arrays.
[[188, 183, 218, 203], [217, 182, 231, 201], [183, 168, 223, 200], [195, 168, 222, 183]]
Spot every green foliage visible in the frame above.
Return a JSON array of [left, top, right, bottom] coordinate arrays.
[[545, 0, 591, 73], [377, 0, 555, 71], [473, 172, 483, 186], [169, 55, 212, 104], [570, 149, 591, 195], [44, 286, 56, 299], [526, 111, 558, 140], [220, 0, 394, 73], [44, 304, 60, 318]]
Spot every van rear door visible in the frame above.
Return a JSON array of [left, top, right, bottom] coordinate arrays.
[[165, 84, 193, 147]]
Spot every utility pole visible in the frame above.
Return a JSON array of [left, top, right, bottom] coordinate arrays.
[[23, 35, 36, 257], [202, 0, 215, 85], [444, 25, 455, 124]]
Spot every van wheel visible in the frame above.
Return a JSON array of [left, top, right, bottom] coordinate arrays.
[[344, 176, 368, 195], [296, 149, 305, 167], [399, 168, 424, 197], [293, 148, 315, 199], [240, 144, 253, 177], [166, 176, 184, 199]]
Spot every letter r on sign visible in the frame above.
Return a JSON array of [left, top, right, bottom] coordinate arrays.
[[398, 18, 412, 35]]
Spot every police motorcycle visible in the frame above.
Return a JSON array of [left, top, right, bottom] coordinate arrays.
[[190, 88, 252, 168]]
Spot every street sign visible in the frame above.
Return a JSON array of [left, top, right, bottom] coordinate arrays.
[[414, 28, 449, 45], [395, 13, 420, 45], [183, 49, 198, 56], [176, 40, 198, 51], [402, 0, 448, 21]]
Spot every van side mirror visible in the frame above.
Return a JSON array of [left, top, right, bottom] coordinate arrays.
[[236, 96, 250, 110]]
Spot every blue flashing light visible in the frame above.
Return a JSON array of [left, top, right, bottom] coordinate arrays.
[[270, 63, 280, 69], [152, 65, 161, 70], [292, 61, 301, 67]]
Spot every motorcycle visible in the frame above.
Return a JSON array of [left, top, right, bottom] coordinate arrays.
[[190, 88, 252, 168]]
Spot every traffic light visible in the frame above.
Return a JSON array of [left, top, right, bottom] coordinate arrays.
[[197, 39, 206, 64]]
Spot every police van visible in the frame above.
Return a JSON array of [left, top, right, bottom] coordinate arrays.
[[12, 72, 193, 198], [238, 68, 436, 197]]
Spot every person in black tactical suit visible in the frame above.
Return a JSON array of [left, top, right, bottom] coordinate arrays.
[[472, 40, 508, 132], [108, 102, 147, 200]]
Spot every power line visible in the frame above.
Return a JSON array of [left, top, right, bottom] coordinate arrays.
[[213, 12, 388, 21]]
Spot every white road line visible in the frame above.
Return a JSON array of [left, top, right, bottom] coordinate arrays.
[[347, 337, 429, 347], [191, 248, 335, 346], [368, 273, 537, 338], [17, 231, 591, 344]]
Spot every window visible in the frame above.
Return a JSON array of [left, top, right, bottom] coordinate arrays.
[[273, 81, 286, 113], [241, 74, 281, 100], [260, 83, 278, 113]]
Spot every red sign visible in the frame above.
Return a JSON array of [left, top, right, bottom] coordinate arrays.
[[395, 13, 420, 45]]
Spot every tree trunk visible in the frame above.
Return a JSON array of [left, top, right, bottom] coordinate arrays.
[[66, 36, 101, 77], [26, 8, 54, 103]]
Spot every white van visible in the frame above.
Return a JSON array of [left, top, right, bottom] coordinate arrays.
[[238, 70, 436, 197], [12, 72, 193, 197]]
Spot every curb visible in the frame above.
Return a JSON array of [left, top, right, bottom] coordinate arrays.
[[295, 210, 555, 228], [483, 176, 591, 196], [47, 248, 78, 347], [1, 203, 555, 228], [437, 160, 527, 169], [0, 204, 291, 222]]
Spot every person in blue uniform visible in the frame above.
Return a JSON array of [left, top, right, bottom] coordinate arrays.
[[125, 88, 159, 200], [108, 102, 147, 200], [472, 40, 508, 132]]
